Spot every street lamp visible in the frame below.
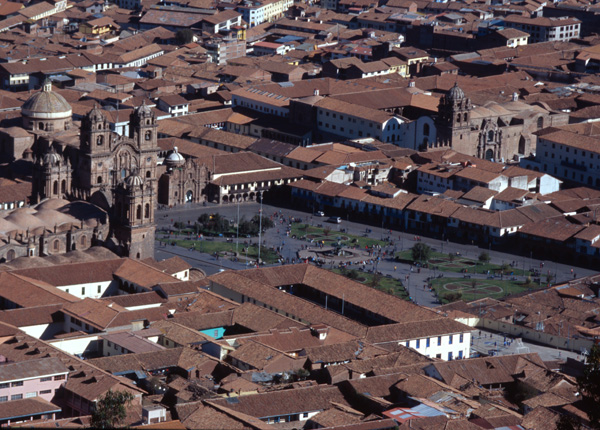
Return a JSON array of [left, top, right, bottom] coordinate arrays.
[[258, 190, 264, 266], [236, 197, 240, 257]]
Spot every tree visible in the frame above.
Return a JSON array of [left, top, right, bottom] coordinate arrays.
[[91, 390, 134, 429], [442, 291, 462, 303], [368, 272, 382, 289], [448, 252, 456, 262], [578, 343, 600, 428], [323, 227, 331, 237], [478, 251, 490, 263], [176, 29, 194, 44], [411, 243, 432, 263]]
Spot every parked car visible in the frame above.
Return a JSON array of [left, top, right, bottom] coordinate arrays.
[[327, 216, 342, 224], [316, 211, 325, 217]]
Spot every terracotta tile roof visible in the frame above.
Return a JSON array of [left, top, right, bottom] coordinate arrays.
[[365, 319, 471, 344], [0, 357, 68, 383], [143, 256, 191, 276], [114, 259, 180, 289], [209, 271, 368, 337], [0, 304, 63, 328], [460, 186, 498, 203], [0, 397, 61, 420], [519, 218, 584, 241], [173, 310, 234, 330], [0, 272, 77, 307], [10, 258, 125, 287], [426, 353, 547, 388], [150, 320, 211, 346], [89, 346, 212, 375], [62, 298, 125, 330], [207, 385, 351, 419], [232, 302, 306, 332], [177, 402, 269, 430]]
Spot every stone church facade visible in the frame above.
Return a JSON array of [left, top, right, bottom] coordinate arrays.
[[26, 82, 159, 259], [431, 83, 568, 161]]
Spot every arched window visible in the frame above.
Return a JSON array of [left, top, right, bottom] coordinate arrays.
[[145, 203, 150, 218], [146, 170, 151, 178], [136, 205, 141, 220], [485, 149, 494, 160], [423, 123, 430, 137], [53, 181, 58, 195], [53, 240, 59, 251], [121, 168, 126, 179], [463, 113, 467, 122], [146, 119, 151, 125], [6, 250, 15, 261], [39, 122, 44, 131], [81, 236, 86, 247], [487, 130, 494, 142], [97, 176, 103, 184], [145, 131, 152, 141], [61, 180, 66, 194], [97, 135, 104, 146], [537, 117, 544, 129], [456, 114, 461, 123]]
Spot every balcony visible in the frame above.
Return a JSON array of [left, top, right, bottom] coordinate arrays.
[[560, 160, 587, 172]]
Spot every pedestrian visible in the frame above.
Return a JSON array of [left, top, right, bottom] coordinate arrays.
[[394, 266, 397, 271]]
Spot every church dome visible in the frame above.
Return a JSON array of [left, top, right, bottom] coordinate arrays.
[[86, 104, 105, 122], [447, 82, 465, 102], [22, 81, 72, 120], [136, 100, 152, 117], [124, 173, 143, 188], [166, 146, 185, 166], [42, 150, 61, 166]]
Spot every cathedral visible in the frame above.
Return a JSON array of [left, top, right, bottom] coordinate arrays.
[[24, 81, 159, 259]]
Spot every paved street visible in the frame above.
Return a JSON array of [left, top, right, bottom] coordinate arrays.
[[472, 329, 584, 362], [155, 201, 597, 309]]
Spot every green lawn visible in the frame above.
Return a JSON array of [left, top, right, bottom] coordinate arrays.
[[157, 238, 280, 264], [290, 224, 389, 249], [430, 277, 547, 304], [331, 268, 409, 300], [395, 250, 526, 276]]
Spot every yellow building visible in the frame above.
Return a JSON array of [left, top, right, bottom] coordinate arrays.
[[79, 16, 119, 35]]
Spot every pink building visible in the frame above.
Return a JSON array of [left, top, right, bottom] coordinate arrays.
[[0, 356, 68, 403]]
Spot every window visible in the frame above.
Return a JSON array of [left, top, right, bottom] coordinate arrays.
[[40, 390, 51, 395], [25, 392, 37, 398], [416, 339, 420, 348], [405, 341, 409, 347], [437, 336, 442, 346], [11, 381, 23, 387], [98, 285, 101, 294], [459, 334, 463, 343], [0, 396, 6, 402], [448, 352, 453, 361], [426, 338, 430, 347], [458, 350, 463, 359], [54, 375, 65, 381], [303, 413, 309, 418], [81, 287, 85, 296], [11, 394, 22, 400], [449, 335, 453, 345], [40, 377, 52, 382]]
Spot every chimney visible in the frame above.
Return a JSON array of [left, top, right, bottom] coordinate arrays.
[[408, 80, 415, 88], [314, 88, 320, 96], [512, 92, 519, 101]]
